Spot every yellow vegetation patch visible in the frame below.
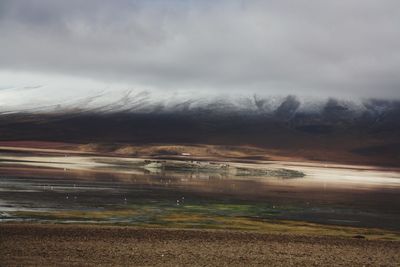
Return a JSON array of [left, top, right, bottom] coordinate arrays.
[[161, 213, 400, 240], [15, 210, 139, 220]]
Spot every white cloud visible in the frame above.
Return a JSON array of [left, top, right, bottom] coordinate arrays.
[[0, 0, 399, 103]]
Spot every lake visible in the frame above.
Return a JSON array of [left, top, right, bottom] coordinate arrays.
[[1, 151, 400, 233]]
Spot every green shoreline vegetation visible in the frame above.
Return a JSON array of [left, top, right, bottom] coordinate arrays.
[[9, 205, 400, 241]]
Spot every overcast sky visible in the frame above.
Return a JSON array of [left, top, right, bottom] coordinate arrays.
[[0, 0, 399, 108]]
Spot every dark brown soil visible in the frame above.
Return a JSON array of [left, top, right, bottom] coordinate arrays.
[[1, 223, 399, 266]]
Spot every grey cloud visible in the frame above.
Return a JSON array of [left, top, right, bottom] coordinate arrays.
[[0, 0, 400, 99]]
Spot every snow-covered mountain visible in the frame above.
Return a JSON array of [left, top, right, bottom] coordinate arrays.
[[1, 87, 398, 121]]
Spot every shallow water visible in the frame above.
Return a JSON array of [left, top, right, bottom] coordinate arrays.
[[0, 152, 400, 230]]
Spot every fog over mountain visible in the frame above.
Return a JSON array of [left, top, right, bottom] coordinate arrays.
[[1, 0, 400, 103], [0, 88, 393, 116]]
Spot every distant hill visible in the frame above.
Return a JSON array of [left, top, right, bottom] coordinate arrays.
[[0, 95, 399, 166]]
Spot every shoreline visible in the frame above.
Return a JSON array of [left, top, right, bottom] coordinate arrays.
[[1, 141, 399, 169]]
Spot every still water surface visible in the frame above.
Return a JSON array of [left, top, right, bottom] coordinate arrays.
[[1, 153, 399, 230]]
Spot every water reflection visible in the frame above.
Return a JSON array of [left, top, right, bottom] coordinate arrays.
[[0, 158, 400, 230]]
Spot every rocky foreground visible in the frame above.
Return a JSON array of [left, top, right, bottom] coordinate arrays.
[[1, 223, 399, 266]]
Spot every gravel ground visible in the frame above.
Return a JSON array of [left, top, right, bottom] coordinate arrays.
[[1, 223, 400, 266]]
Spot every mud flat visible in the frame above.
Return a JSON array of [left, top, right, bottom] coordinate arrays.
[[1, 223, 400, 267]]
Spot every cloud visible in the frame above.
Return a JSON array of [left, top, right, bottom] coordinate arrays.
[[0, 0, 399, 99]]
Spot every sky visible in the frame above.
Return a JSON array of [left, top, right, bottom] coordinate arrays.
[[0, 0, 400, 110]]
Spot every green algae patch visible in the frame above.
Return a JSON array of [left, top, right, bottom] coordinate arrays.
[[10, 209, 400, 241]]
